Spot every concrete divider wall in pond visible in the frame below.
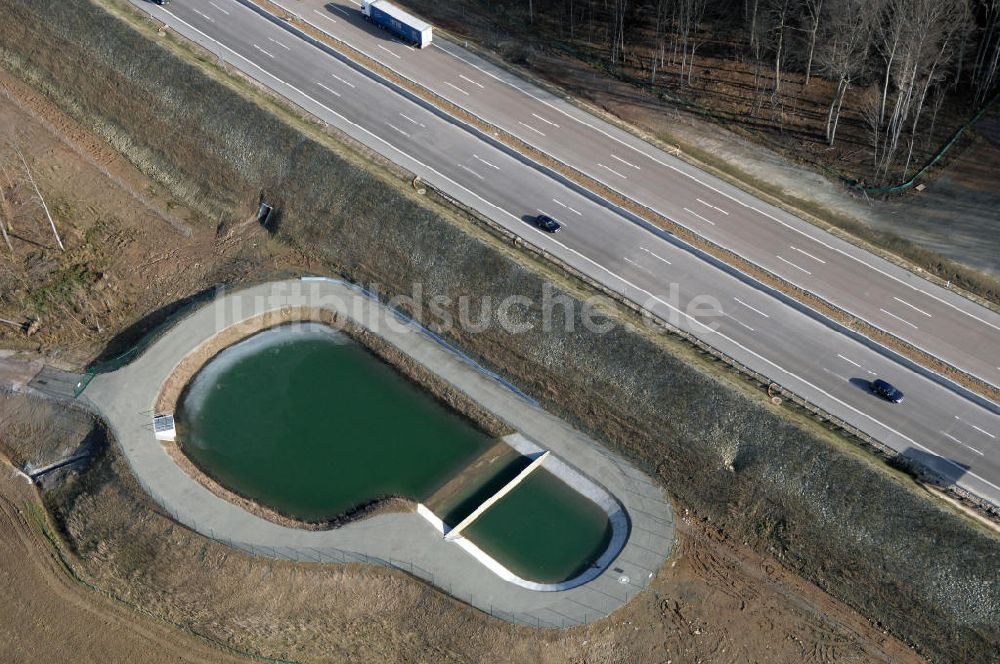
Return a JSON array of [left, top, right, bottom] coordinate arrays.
[[82, 278, 674, 625]]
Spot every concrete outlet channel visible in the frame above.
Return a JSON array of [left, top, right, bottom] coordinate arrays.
[[80, 278, 675, 627]]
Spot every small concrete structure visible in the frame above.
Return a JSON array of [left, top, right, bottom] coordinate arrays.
[[80, 278, 675, 626], [152, 414, 176, 442], [430, 433, 632, 591], [444, 451, 550, 541]]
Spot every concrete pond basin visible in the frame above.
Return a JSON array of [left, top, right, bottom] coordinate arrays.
[[81, 278, 675, 626]]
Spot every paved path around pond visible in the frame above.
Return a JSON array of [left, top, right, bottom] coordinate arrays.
[[82, 277, 675, 627]]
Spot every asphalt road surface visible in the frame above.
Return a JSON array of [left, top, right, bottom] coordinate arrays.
[[276, 0, 1000, 393], [130, 0, 1000, 506]]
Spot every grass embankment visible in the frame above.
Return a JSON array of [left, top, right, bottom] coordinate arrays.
[[397, 0, 1000, 308], [0, 0, 996, 661]]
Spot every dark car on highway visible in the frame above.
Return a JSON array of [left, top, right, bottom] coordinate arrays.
[[871, 378, 904, 403], [534, 214, 562, 233]]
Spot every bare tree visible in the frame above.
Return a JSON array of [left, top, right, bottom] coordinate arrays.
[[610, 0, 630, 66], [0, 162, 11, 254], [972, 0, 1000, 105], [816, 0, 879, 145], [0, 200, 11, 254], [802, 0, 825, 84], [765, 0, 792, 94], [677, 0, 707, 85], [14, 143, 64, 251], [874, 0, 971, 181]]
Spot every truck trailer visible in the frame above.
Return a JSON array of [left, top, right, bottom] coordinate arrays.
[[361, 1, 433, 49]]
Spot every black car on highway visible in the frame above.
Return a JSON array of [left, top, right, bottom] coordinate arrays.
[[871, 378, 904, 403], [534, 214, 562, 233]]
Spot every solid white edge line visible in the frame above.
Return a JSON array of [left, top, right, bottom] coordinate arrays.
[[433, 29, 1000, 338], [160, 5, 1000, 498]]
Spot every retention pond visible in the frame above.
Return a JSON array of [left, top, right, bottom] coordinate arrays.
[[176, 320, 622, 585], [177, 324, 492, 522]]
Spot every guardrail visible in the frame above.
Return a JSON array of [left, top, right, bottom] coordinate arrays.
[[419, 177, 1000, 515]]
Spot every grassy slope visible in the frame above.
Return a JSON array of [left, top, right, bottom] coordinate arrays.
[[0, 0, 996, 660]]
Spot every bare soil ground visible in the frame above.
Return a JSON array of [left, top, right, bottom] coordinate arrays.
[[41, 430, 922, 664], [877, 107, 1000, 278], [0, 68, 303, 367], [0, 458, 251, 664], [0, 52, 927, 663]]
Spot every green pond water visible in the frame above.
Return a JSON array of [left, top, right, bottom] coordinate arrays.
[[464, 468, 614, 584], [177, 324, 492, 522], [434, 452, 534, 527]]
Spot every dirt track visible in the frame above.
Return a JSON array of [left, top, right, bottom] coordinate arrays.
[[0, 18, 931, 663], [0, 464, 250, 664]]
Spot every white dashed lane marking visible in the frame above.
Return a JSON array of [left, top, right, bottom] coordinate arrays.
[[313, 8, 337, 23], [683, 207, 715, 226], [315, 82, 341, 97], [943, 432, 984, 456], [473, 154, 501, 171], [623, 257, 653, 275], [640, 247, 671, 265], [385, 122, 410, 137], [696, 198, 729, 215], [597, 163, 628, 179], [399, 113, 426, 128], [724, 313, 754, 332], [458, 164, 484, 180], [955, 416, 996, 439], [552, 199, 582, 216], [893, 296, 933, 318], [531, 113, 560, 127], [459, 74, 485, 88], [252, 44, 275, 59], [331, 73, 355, 88], [879, 308, 918, 330], [611, 154, 641, 170], [519, 121, 546, 136], [734, 297, 769, 318], [776, 255, 811, 275], [790, 245, 826, 264], [444, 81, 470, 95]]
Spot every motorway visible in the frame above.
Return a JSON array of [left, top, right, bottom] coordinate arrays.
[[131, 0, 1000, 506], [272, 0, 1000, 395]]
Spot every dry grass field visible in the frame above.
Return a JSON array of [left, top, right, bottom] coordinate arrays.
[[0, 50, 927, 662]]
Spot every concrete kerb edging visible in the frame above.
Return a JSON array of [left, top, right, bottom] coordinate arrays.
[[156, 0, 998, 504], [82, 278, 673, 626], [430, 432, 630, 592], [241, 0, 1000, 404], [305, 277, 537, 405], [419, 178, 1000, 513]]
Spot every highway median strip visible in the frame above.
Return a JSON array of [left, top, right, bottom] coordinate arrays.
[[239, 0, 1000, 408]]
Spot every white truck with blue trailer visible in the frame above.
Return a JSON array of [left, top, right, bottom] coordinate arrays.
[[361, 1, 433, 49]]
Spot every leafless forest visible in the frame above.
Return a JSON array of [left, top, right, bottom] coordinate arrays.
[[493, 0, 1000, 185]]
